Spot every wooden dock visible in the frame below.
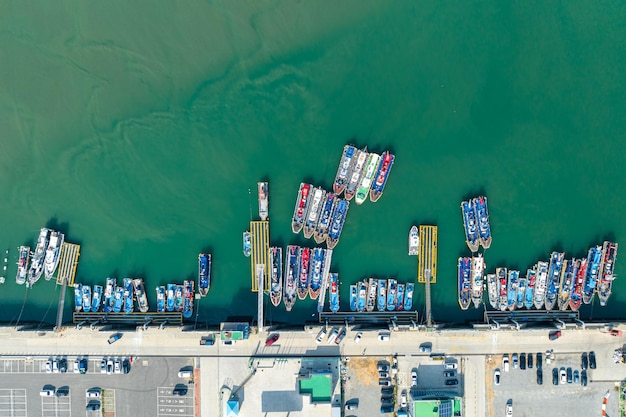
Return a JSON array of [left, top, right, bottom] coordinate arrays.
[[418, 225, 438, 283], [250, 220, 270, 292], [56, 242, 80, 286]]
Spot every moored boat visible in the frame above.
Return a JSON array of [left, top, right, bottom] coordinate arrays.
[[507, 270, 519, 311], [333, 145, 357, 195], [92, 285, 103, 312], [258, 181, 269, 221], [461, 200, 480, 252], [303, 187, 325, 239], [496, 267, 508, 311], [344, 148, 368, 201], [113, 286, 124, 313], [487, 273, 498, 309], [355, 152, 380, 205], [366, 278, 377, 312], [174, 285, 184, 312], [534, 261, 548, 310], [516, 274, 527, 310], [82, 285, 92, 313], [269, 247, 283, 307], [317, 270, 330, 313], [458, 257, 471, 310], [403, 282, 414, 311], [74, 283, 82, 312], [349, 284, 358, 312], [545, 252, 564, 310], [44, 230, 64, 280], [408, 225, 419, 256], [27, 227, 50, 288], [470, 254, 485, 309], [377, 279, 387, 312], [558, 259, 575, 310], [582, 246, 602, 304], [597, 241, 618, 306], [326, 199, 349, 249], [243, 231, 251, 257], [104, 277, 116, 313], [182, 280, 194, 318], [292, 183, 312, 234], [156, 286, 166, 312], [283, 245, 298, 311], [570, 258, 586, 311], [133, 278, 150, 313], [474, 196, 492, 249], [309, 248, 325, 299], [524, 269, 536, 309], [123, 278, 134, 314], [396, 283, 405, 311], [386, 278, 397, 311], [166, 284, 176, 312], [16, 246, 30, 285], [369, 151, 395, 202], [198, 253, 211, 296], [357, 281, 367, 312], [313, 193, 337, 244], [296, 247, 311, 300], [329, 273, 340, 313]]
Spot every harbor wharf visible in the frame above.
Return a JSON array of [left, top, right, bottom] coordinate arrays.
[[72, 311, 183, 327], [418, 225, 438, 283], [56, 242, 80, 286], [249, 220, 269, 292], [318, 311, 419, 327]]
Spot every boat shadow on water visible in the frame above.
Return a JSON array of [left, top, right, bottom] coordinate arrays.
[[44, 217, 73, 242]]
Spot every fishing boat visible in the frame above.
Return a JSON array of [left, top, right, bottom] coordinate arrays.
[[507, 270, 519, 311], [582, 245, 602, 304], [113, 286, 124, 313], [328, 273, 340, 313], [461, 200, 480, 252], [198, 253, 211, 296], [296, 247, 311, 300], [133, 278, 150, 313], [174, 285, 184, 312], [355, 152, 380, 205], [357, 281, 367, 312], [258, 181, 269, 221], [403, 282, 414, 311], [15, 246, 30, 285], [314, 193, 337, 244], [496, 267, 508, 311], [408, 225, 419, 256], [597, 241, 618, 306], [474, 196, 492, 249], [470, 254, 485, 309], [486, 273, 498, 309], [243, 231, 251, 257], [524, 269, 537, 309], [533, 261, 548, 310], [333, 145, 357, 195], [92, 285, 103, 312], [74, 283, 82, 312], [377, 279, 387, 312], [369, 151, 395, 202], [309, 248, 325, 299], [317, 271, 330, 313], [27, 227, 50, 287], [545, 252, 564, 310], [326, 199, 349, 249], [44, 230, 64, 280], [166, 284, 176, 312], [269, 247, 283, 307], [344, 148, 368, 201], [182, 280, 194, 318], [516, 274, 527, 310], [386, 278, 397, 311], [458, 258, 471, 310], [570, 258, 586, 311], [283, 245, 299, 311], [103, 278, 116, 313], [558, 259, 575, 310], [156, 286, 166, 313], [349, 284, 358, 312], [303, 187, 325, 239], [292, 183, 312, 234], [123, 278, 134, 314], [396, 283, 405, 311], [366, 278, 377, 312], [82, 285, 92, 313]]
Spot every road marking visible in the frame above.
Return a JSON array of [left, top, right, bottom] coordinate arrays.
[[42, 395, 71, 417], [157, 387, 194, 417], [0, 389, 27, 417]]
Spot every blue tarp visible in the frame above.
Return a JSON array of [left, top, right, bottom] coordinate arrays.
[[226, 398, 239, 416]]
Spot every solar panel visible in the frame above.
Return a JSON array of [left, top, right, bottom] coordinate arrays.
[[439, 401, 452, 417]]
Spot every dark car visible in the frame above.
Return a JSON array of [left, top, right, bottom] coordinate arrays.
[[566, 367, 573, 384], [86, 401, 101, 411], [536, 352, 543, 369], [549, 330, 562, 341], [581, 352, 589, 370], [536, 368, 543, 385], [381, 395, 393, 402], [527, 353, 533, 369], [59, 358, 67, 373], [589, 351, 596, 369], [445, 379, 458, 386], [520, 353, 526, 370], [265, 333, 279, 346], [108, 333, 122, 345], [381, 387, 394, 395], [173, 384, 188, 396], [56, 386, 69, 397], [122, 359, 130, 374], [443, 371, 456, 378], [381, 405, 394, 413], [581, 370, 588, 386], [552, 368, 559, 385], [79, 359, 87, 374]]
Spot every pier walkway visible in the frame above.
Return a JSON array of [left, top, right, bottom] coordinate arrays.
[[56, 242, 80, 286], [73, 312, 183, 327], [250, 220, 269, 292], [318, 311, 419, 326], [418, 225, 438, 283]]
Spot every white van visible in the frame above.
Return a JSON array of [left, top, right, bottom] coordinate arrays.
[[40, 388, 55, 397], [326, 327, 339, 344], [178, 370, 193, 378]]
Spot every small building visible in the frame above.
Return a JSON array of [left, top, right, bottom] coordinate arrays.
[[411, 397, 462, 417]]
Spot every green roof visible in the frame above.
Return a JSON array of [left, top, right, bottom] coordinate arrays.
[[412, 398, 462, 417], [298, 374, 332, 403]]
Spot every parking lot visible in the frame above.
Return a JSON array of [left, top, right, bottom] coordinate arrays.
[[343, 356, 394, 416], [157, 387, 195, 417], [0, 389, 27, 417]]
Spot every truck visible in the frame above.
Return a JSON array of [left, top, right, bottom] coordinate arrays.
[[200, 334, 215, 346]]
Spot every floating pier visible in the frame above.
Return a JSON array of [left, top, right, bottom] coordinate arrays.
[[57, 242, 80, 286], [318, 311, 419, 326], [417, 225, 437, 283], [73, 312, 182, 326], [250, 220, 270, 292]]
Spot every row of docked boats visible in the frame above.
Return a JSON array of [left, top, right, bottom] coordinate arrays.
[[332, 145, 395, 204], [460, 196, 492, 252], [458, 241, 618, 311], [349, 278, 415, 312], [291, 183, 350, 249], [17, 227, 65, 288]]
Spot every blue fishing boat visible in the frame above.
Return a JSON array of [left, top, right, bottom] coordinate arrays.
[[156, 286, 166, 313], [113, 286, 124, 313], [333, 145, 357, 195], [269, 247, 283, 307], [458, 257, 471, 310], [328, 273, 340, 313], [377, 279, 387, 312], [461, 200, 480, 252], [326, 199, 349, 249], [74, 283, 82, 312], [314, 193, 337, 244], [474, 196, 492, 249], [582, 246, 602, 304], [357, 281, 367, 312], [558, 259, 574, 310], [309, 248, 325, 300], [396, 283, 405, 311], [123, 278, 134, 314], [545, 252, 564, 310], [283, 245, 298, 311], [349, 284, 357, 312], [183, 280, 194, 319], [166, 284, 176, 312], [82, 285, 92, 313], [507, 270, 519, 311], [92, 285, 103, 313], [386, 279, 397, 311], [296, 247, 311, 300], [174, 285, 184, 312], [516, 274, 527, 310], [198, 253, 211, 297], [243, 231, 251, 257], [403, 282, 414, 311], [103, 278, 116, 313], [369, 151, 395, 202], [524, 269, 536, 309]]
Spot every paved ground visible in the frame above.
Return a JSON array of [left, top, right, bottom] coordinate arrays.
[[343, 356, 394, 416]]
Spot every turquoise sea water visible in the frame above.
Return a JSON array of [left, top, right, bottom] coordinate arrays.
[[0, 2, 624, 327]]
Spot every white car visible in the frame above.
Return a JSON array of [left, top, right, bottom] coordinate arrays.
[[106, 359, 114, 375], [502, 355, 510, 372], [353, 332, 362, 343], [494, 369, 501, 385], [100, 359, 107, 374], [411, 370, 418, 386], [315, 328, 327, 344], [444, 362, 458, 370], [73, 359, 80, 373], [52, 359, 59, 373], [45, 360, 52, 373], [40, 388, 55, 397], [400, 390, 407, 408], [378, 332, 390, 342], [506, 401, 513, 416], [326, 327, 339, 344], [559, 368, 566, 384], [86, 388, 101, 398], [114, 359, 121, 374]]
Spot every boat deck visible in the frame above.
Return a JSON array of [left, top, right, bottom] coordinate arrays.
[[56, 242, 80, 286], [73, 311, 183, 326], [418, 225, 438, 283], [250, 220, 270, 292]]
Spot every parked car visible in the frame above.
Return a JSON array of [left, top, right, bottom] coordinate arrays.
[[73, 359, 80, 374], [444, 362, 457, 370], [56, 386, 69, 397], [520, 353, 526, 370], [86, 401, 101, 411], [527, 353, 533, 369], [315, 328, 327, 343], [506, 400, 513, 417], [173, 384, 188, 396], [512, 353, 518, 369], [345, 402, 358, 411], [327, 327, 339, 344], [381, 405, 394, 413], [581, 352, 588, 369], [494, 369, 501, 385], [445, 379, 458, 386], [378, 371, 389, 379], [122, 359, 130, 374], [381, 387, 394, 395], [40, 386, 55, 397], [400, 390, 407, 408], [536, 368, 543, 385], [379, 379, 392, 387], [265, 333, 279, 346], [559, 367, 567, 384], [106, 359, 114, 375], [609, 329, 623, 337], [52, 359, 59, 373], [536, 352, 542, 368], [378, 332, 390, 342], [567, 367, 573, 384], [573, 370, 580, 384], [59, 358, 67, 373], [444, 371, 456, 378], [334, 328, 347, 344], [100, 358, 106, 374], [79, 358, 87, 373], [353, 332, 362, 343], [589, 351, 597, 369], [178, 369, 193, 378], [581, 370, 588, 386], [549, 330, 561, 341], [108, 333, 122, 344], [419, 343, 432, 353], [377, 363, 390, 372], [552, 368, 559, 385], [114, 359, 121, 374], [411, 370, 418, 386], [45, 360, 52, 374], [86, 388, 101, 398], [502, 354, 510, 372]]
